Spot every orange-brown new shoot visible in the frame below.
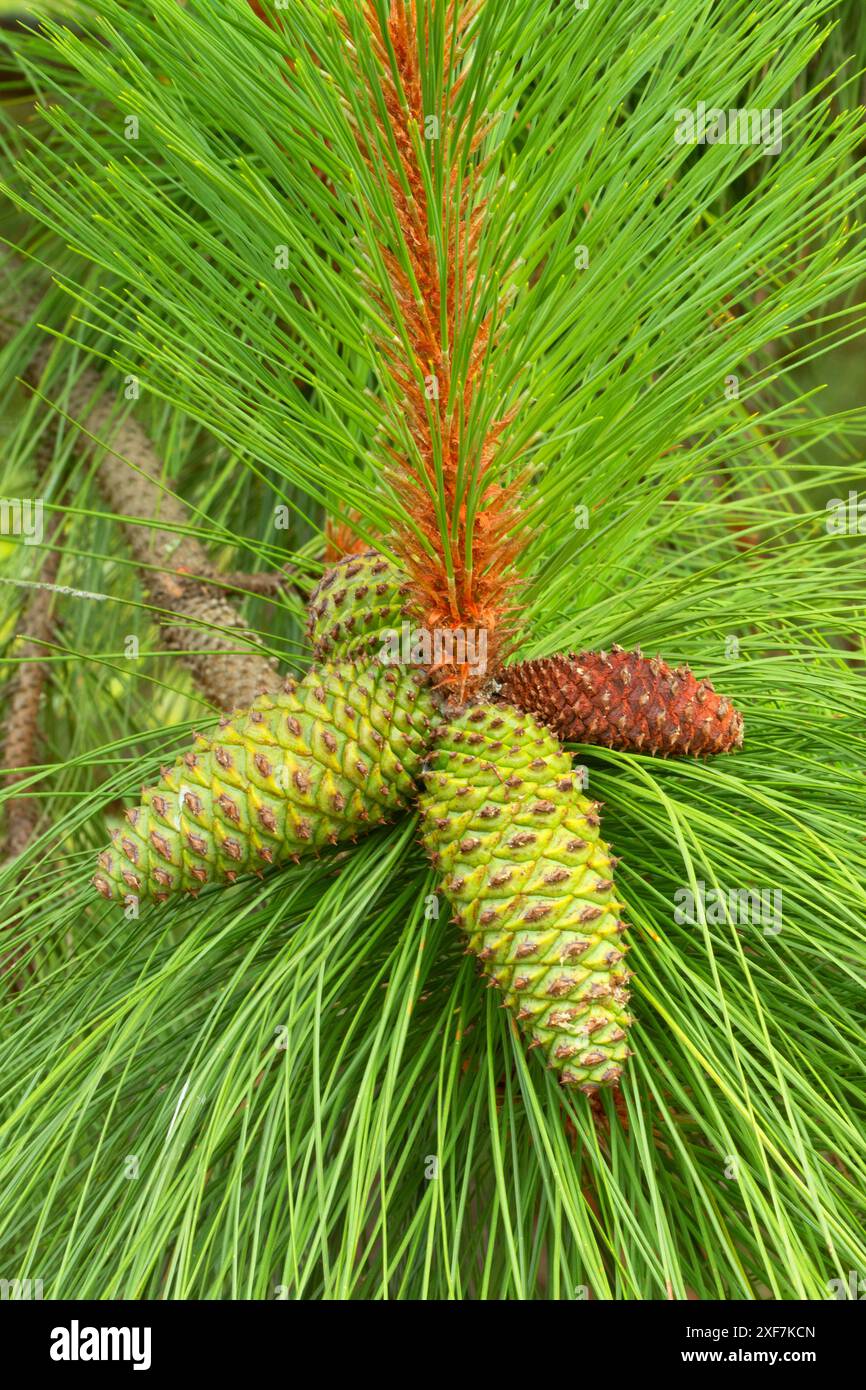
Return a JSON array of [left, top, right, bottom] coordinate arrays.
[[350, 1, 527, 704], [324, 511, 368, 563]]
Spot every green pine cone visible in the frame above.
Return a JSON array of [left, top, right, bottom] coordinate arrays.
[[419, 702, 632, 1089], [307, 550, 408, 662], [94, 659, 439, 904]]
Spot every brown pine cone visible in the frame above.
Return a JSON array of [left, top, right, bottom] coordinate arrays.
[[497, 646, 743, 756]]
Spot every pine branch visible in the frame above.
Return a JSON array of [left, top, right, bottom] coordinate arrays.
[[2, 0, 865, 1300]]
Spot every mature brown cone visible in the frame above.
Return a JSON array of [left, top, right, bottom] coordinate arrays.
[[497, 646, 743, 756]]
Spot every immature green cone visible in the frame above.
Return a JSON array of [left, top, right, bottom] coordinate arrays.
[[307, 550, 408, 662], [419, 702, 632, 1089], [94, 659, 438, 904]]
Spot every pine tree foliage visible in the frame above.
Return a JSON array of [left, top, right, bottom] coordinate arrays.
[[0, 0, 865, 1297]]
